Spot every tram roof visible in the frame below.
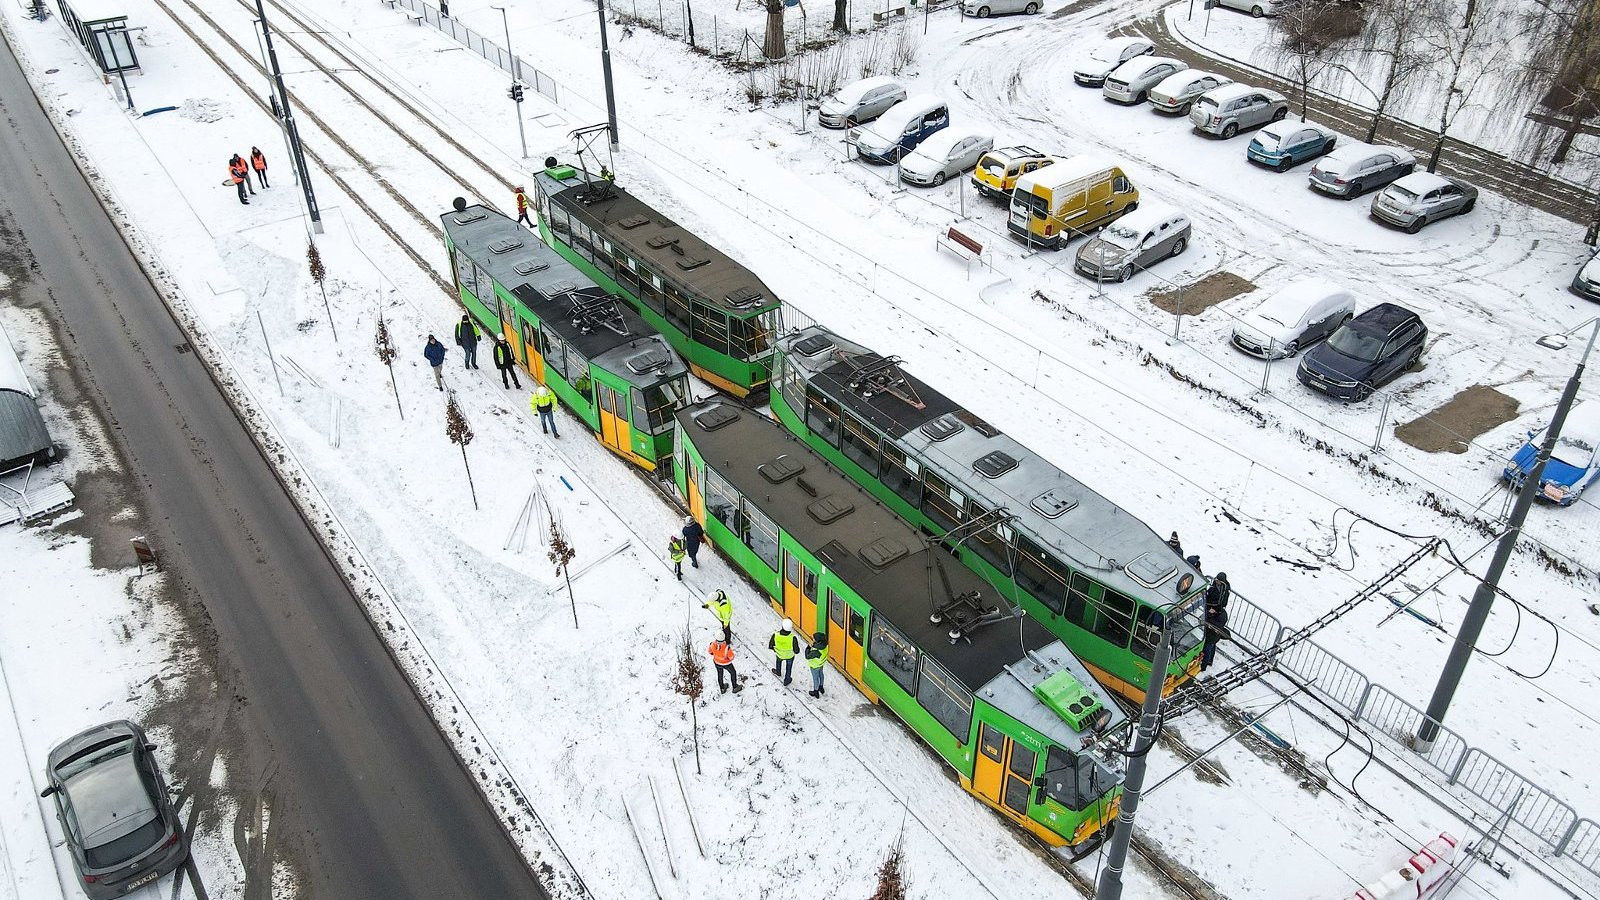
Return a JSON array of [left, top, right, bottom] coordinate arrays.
[[538, 166, 780, 317], [677, 400, 1124, 746], [778, 325, 1205, 607], [442, 204, 687, 389]]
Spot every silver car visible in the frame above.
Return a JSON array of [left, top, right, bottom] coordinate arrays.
[[41, 721, 188, 899], [818, 76, 907, 129], [1103, 56, 1188, 105], [1188, 83, 1288, 137], [963, 0, 1042, 15], [1148, 70, 1231, 114], [1309, 143, 1416, 198], [901, 127, 995, 186], [1369, 172, 1478, 232], [1074, 205, 1191, 282], [1072, 36, 1155, 87]]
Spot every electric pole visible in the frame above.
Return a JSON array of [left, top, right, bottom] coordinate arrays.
[[597, 0, 621, 150], [254, 0, 321, 233], [492, 6, 529, 159]]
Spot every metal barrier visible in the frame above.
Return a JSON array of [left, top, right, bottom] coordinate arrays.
[[1224, 591, 1600, 883], [389, 0, 561, 105]]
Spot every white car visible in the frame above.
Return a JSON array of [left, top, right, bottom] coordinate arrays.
[[901, 127, 995, 187], [1072, 37, 1155, 87], [1230, 278, 1357, 359], [963, 0, 1042, 16], [1147, 70, 1231, 114], [1215, 0, 1277, 15]]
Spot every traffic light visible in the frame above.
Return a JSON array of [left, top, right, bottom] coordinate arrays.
[[508, 83, 524, 103]]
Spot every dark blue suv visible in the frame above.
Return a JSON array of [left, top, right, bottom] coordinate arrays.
[[1296, 302, 1426, 401]]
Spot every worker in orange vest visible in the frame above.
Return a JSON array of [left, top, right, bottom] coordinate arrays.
[[231, 154, 254, 197], [225, 156, 249, 205], [514, 186, 531, 227], [708, 637, 742, 694], [250, 146, 269, 189]]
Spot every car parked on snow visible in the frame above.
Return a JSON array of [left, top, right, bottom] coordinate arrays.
[[1103, 56, 1188, 104], [848, 95, 950, 163], [1148, 70, 1232, 114], [1188, 83, 1288, 137], [1230, 278, 1356, 359], [1215, 0, 1277, 16], [1073, 205, 1190, 282], [1072, 36, 1155, 87], [901, 127, 995, 186], [1009, 156, 1140, 249], [1296, 302, 1426, 401], [818, 76, 907, 129], [971, 145, 1055, 200], [1369, 172, 1478, 233], [1574, 251, 1600, 302], [1503, 400, 1600, 506], [1246, 120, 1337, 171], [963, 0, 1043, 16], [41, 721, 188, 899], [1308, 143, 1415, 198]]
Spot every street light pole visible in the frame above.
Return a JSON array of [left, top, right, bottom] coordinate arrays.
[[254, 0, 322, 233], [491, 6, 529, 159], [1416, 317, 1600, 750], [597, 0, 621, 150]]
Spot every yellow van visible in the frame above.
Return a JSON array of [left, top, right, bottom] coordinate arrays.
[[971, 145, 1055, 201], [1007, 156, 1139, 250]]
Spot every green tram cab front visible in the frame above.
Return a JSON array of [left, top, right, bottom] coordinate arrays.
[[531, 161, 780, 398]]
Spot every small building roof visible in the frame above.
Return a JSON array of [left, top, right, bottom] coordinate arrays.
[[0, 322, 52, 470]]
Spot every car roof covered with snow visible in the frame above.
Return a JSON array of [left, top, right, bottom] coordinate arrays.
[[1102, 202, 1184, 233], [1196, 82, 1277, 105], [828, 75, 900, 105], [1318, 141, 1414, 170], [908, 125, 989, 159], [1256, 119, 1333, 142], [1110, 55, 1183, 80], [1387, 172, 1459, 195], [1153, 69, 1228, 94]]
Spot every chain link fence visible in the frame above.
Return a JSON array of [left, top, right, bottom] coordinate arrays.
[[388, 0, 560, 105]]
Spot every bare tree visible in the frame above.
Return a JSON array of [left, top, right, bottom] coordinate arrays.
[[1271, 0, 1362, 121], [868, 835, 907, 900], [1421, 0, 1516, 172], [1344, 0, 1445, 142], [547, 510, 578, 628], [834, 0, 848, 33], [373, 313, 402, 419], [306, 240, 337, 343], [444, 391, 478, 510], [764, 0, 787, 59], [1519, 0, 1600, 165], [670, 626, 705, 774]]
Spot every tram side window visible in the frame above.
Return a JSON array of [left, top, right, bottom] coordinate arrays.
[[614, 253, 642, 296], [777, 356, 804, 416], [636, 381, 688, 435], [454, 247, 478, 298], [804, 387, 842, 449], [916, 655, 973, 743], [1014, 535, 1067, 615], [867, 614, 919, 696], [921, 470, 968, 533], [1092, 590, 1136, 649], [966, 500, 1014, 576], [594, 239, 618, 280], [841, 411, 881, 477], [548, 204, 571, 240], [1131, 604, 1167, 661], [1065, 571, 1102, 632], [829, 589, 846, 629], [690, 303, 730, 356], [728, 309, 777, 361], [743, 502, 781, 573], [880, 443, 923, 508], [664, 285, 692, 332], [639, 272, 666, 315], [571, 219, 594, 259], [704, 466, 740, 534], [542, 330, 570, 380]]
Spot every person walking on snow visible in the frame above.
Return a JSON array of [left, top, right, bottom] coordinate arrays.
[[702, 590, 732, 643], [708, 637, 742, 694], [455, 315, 480, 369], [805, 632, 828, 698], [250, 147, 269, 189], [1205, 571, 1231, 611], [492, 336, 520, 389], [531, 385, 560, 437], [233, 154, 255, 195], [422, 335, 447, 391], [1201, 600, 1230, 672], [669, 535, 687, 580], [681, 516, 703, 569], [226, 157, 249, 205], [514, 186, 532, 227], [770, 619, 799, 686]]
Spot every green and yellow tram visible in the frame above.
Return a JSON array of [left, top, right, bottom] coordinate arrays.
[[770, 325, 1208, 701], [531, 161, 781, 398], [443, 202, 690, 471], [674, 399, 1128, 851]]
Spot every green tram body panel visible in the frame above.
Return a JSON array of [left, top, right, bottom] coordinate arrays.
[[769, 325, 1208, 702], [531, 165, 780, 398], [673, 400, 1127, 850], [442, 204, 690, 471]]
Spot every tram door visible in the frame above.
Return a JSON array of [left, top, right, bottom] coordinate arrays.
[[596, 384, 632, 457], [824, 589, 872, 697], [685, 460, 705, 524], [522, 322, 544, 383], [972, 723, 1038, 820], [781, 551, 819, 634], [497, 297, 520, 362]]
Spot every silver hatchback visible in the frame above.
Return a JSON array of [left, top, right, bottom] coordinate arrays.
[[1074, 206, 1192, 282], [1102, 56, 1187, 105], [1189, 83, 1288, 137], [1369, 172, 1478, 232]]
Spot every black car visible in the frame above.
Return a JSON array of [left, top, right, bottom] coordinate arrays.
[[1296, 302, 1426, 401]]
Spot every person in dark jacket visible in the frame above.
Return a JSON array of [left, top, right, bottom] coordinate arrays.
[[681, 516, 704, 569], [1201, 601, 1230, 671], [1205, 572, 1231, 611], [423, 335, 447, 390], [492, 336, 520, 389], [455, 315, 480, 369], [1167, 532, 1184, 557]]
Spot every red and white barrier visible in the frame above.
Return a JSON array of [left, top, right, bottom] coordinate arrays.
[[1350, 833, 1459, 900]]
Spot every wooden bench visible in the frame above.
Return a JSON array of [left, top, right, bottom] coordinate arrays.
[[936, 225, 988, 278], [404, 9, 425, 23], [872, 5, 907, 21]]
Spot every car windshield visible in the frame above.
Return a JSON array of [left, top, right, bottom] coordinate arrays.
[[1100, 223, 1141, 250], [1253, 130, 1282, 150], [55, 736, 135, 781], [1328, 325, 1385, 362], [980, 157, 1005, 175], [1193, 97, 1217, 112], [1387, 185, 1419, 201], [84, 817, 164, 869], [1554, 434, 1596, 468]]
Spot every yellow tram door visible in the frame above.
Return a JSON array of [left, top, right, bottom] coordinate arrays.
[[522, 322, 544, 383], [596, 383, 634, 459], [972, 723, 1038, 822], [685, 461, 705, 524], [781, 550, 803, 620], [825, 590, 873, 699]]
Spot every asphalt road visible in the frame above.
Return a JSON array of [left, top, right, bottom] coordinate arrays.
[[0, 29, 548, 900]]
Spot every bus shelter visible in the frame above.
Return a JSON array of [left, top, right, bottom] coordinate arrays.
[[56, 0, 138, 74]]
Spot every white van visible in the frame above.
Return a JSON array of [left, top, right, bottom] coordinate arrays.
[[848, 95, 951, 164]]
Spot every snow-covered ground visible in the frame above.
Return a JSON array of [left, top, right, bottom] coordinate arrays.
[[3, 0, 1598, 896]]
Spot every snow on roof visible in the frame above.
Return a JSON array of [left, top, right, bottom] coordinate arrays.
[[1256, 278, 1351, 318], [831, 75, 898, 103], [63, 0, 127, 23], [1198, 82, 1258, 103], [1019, 154, 1117, 191], [0, 321, 34, 398], [1391, 172, 1451, 193], [910, 125, 987, 156], [1110, 202, 1181, 231], [1112, 55, 1182, 78]]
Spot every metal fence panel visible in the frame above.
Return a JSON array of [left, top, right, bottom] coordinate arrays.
[[1453, 748, 1578, 848], [1558, 819, 1599, 870], [382, 0, 563, 109], [1276, 639, 1369, 715], [1221, 593, 1281, 653], [1356, 684, 1467, 780]]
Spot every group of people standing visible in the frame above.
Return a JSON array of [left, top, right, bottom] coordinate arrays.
[[224, 147, 269, 205], [1169, 531, 1233, 673], [420, 317, 551, 426]]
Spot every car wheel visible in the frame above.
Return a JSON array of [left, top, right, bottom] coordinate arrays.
[[1026, 1, 1039, 11], [1118, 265, 1135, 283], [1125, 200, 1139, 212], [1462, 197, 1476, 213], [1321, 139, 1335, 156], [1276, 156, 1294, 173], [1221, 122, 1239, 138], [1407, 348, 1423, 370], [1345, 179, 1364, 199], [1405, 216, 1426, 234], [1283, 340, 1299, 357], [977, 4, 991, 15], [1170, 237, 1187, 257], [1271, 106, 1288, 122], [1135, 91, 1148, 105], [933, 172, 947, 186], [1252, 3, 1265, 14]]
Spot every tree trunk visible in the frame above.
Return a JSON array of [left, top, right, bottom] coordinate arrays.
[[385, 361, 403, 420], [686, 0, 696, 46], [834, 0, 848, 32], [1300, 77, 1309, 121], [764, 0, 787, 58], [460, 445, 479, 509], [1366, 40, 1401, 143], [565, 565, 579, 628], [1461, 0, 1476, 29], [1427, 132, 1445, 173], [690, 696, 701, 774], [1551, 112, 1582, 164]]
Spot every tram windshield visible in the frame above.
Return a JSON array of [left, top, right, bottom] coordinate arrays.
[[636, 379, 691, 434], [730, 309, 779, 362], [1042, 746, 1119, 812]]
